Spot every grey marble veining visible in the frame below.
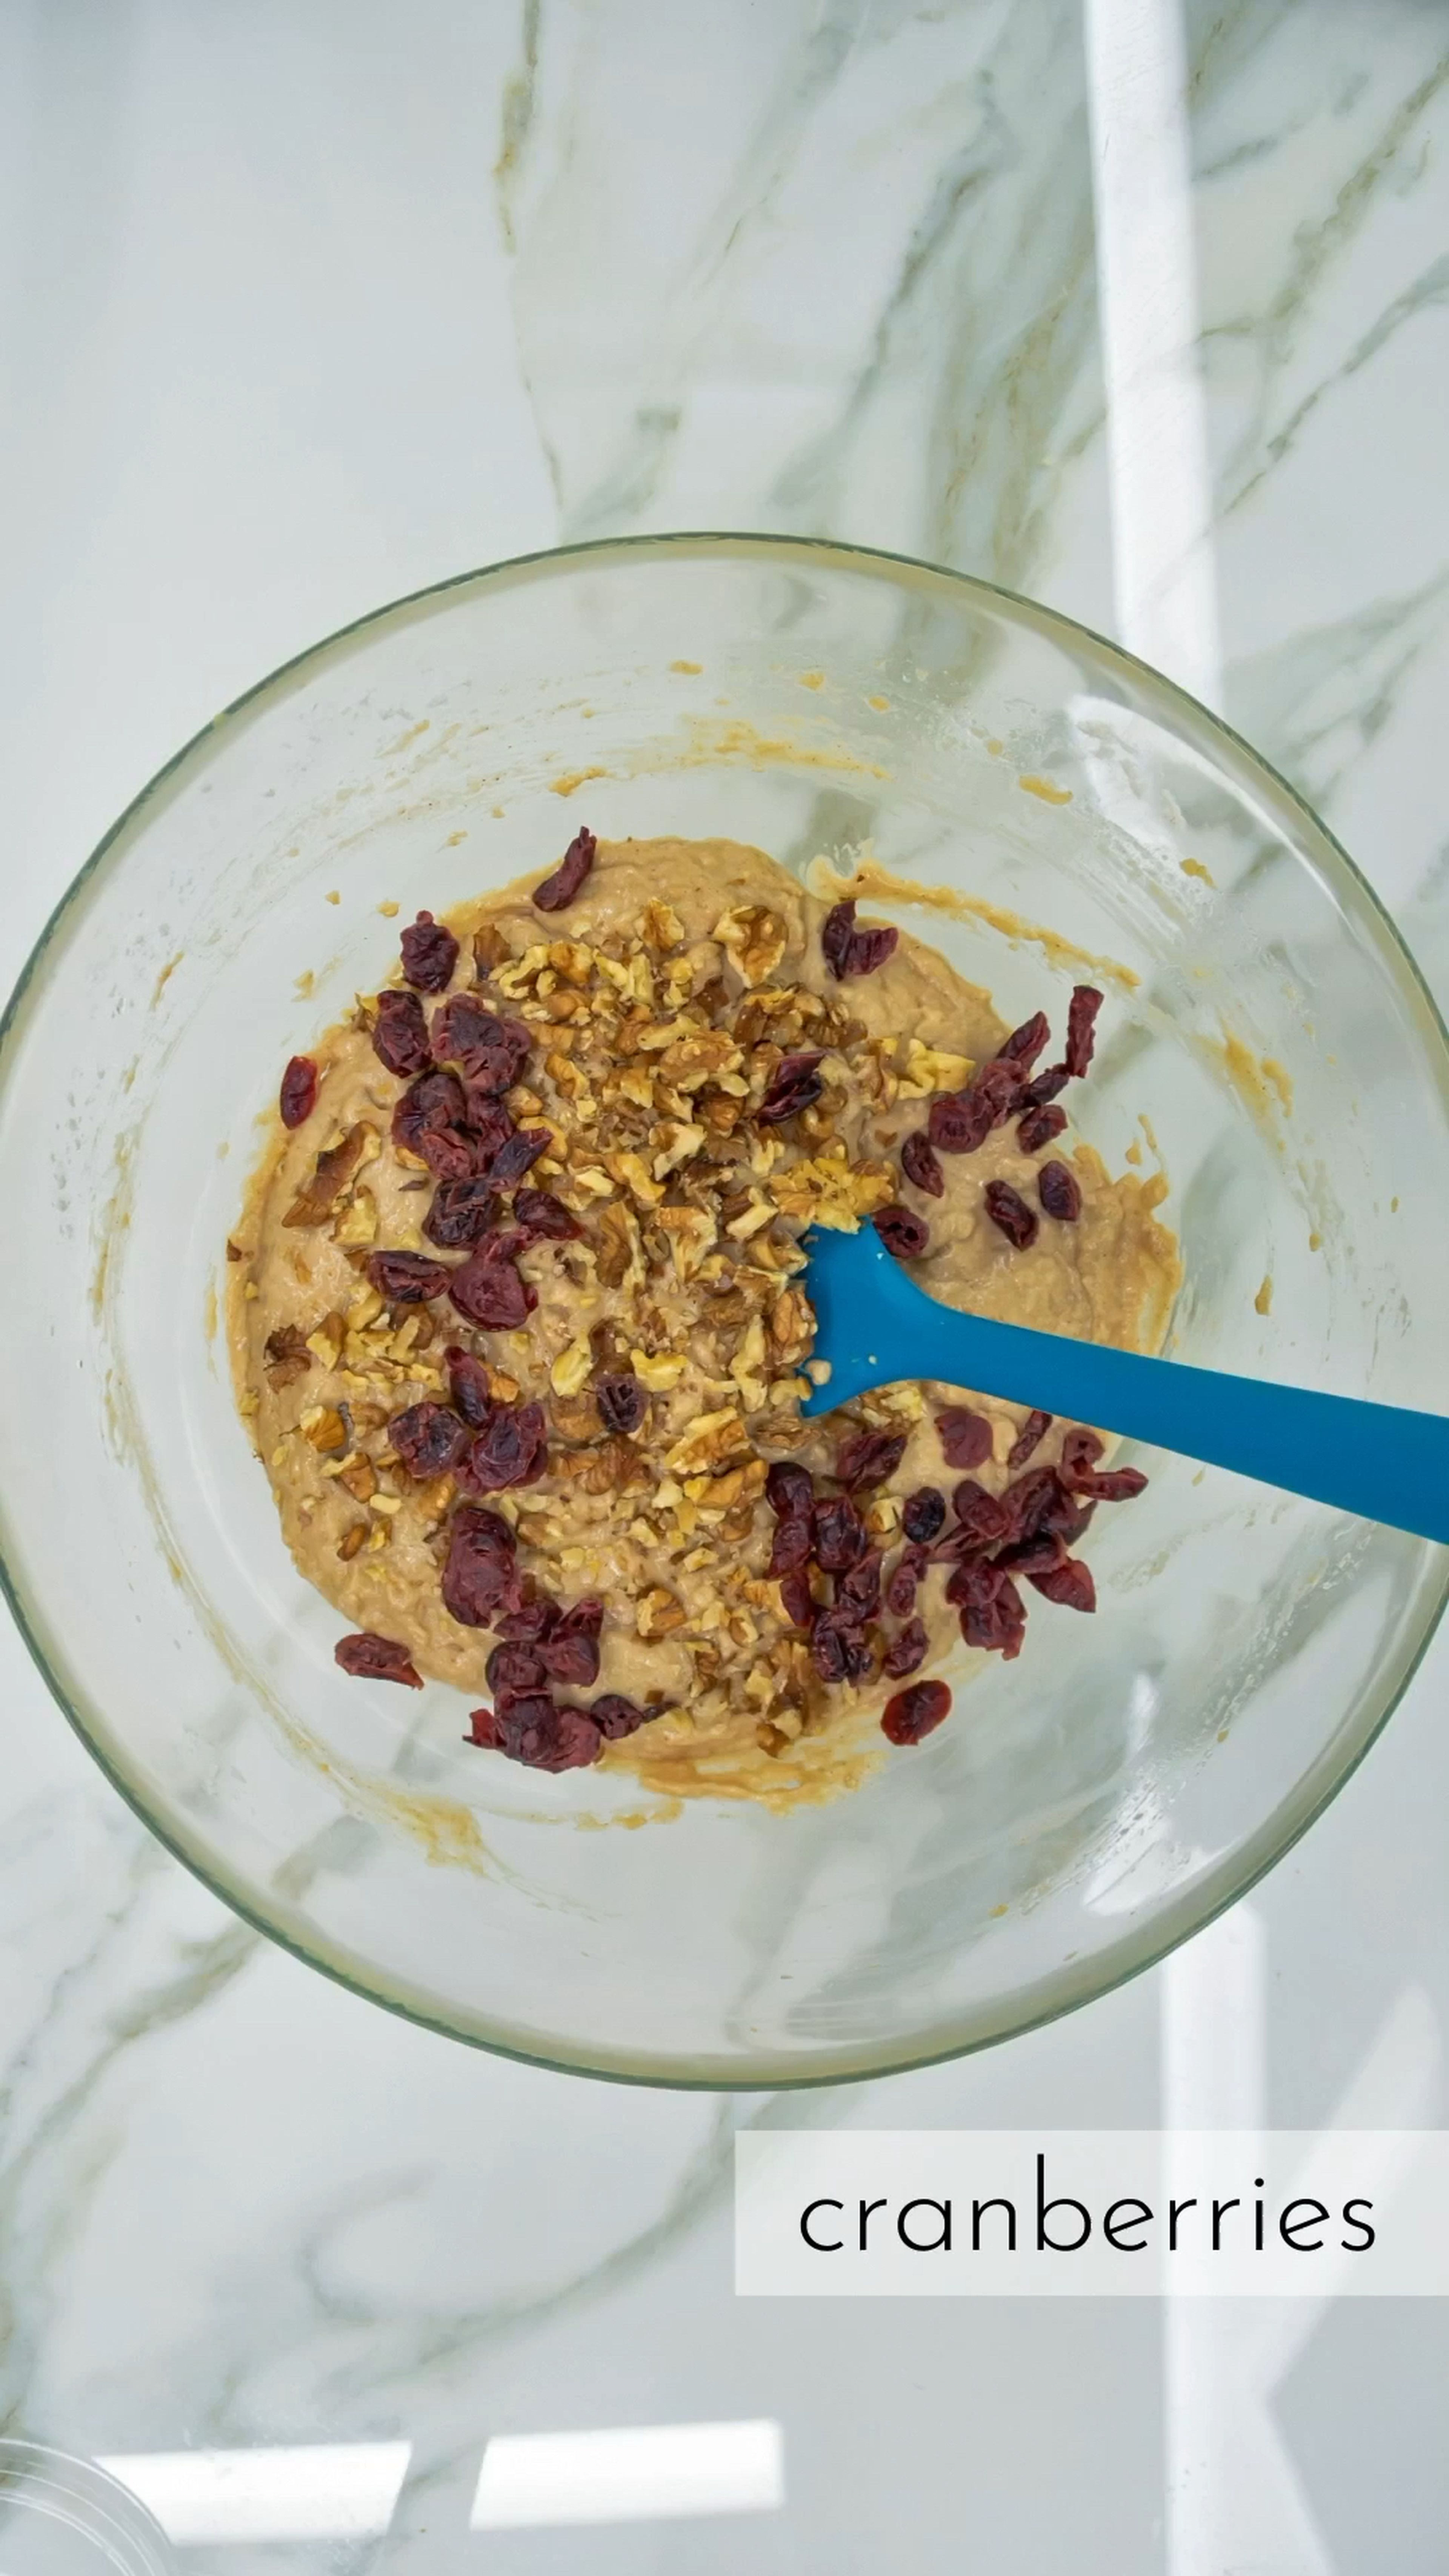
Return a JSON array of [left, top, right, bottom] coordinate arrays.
[[0, 3, 1447, 2569]]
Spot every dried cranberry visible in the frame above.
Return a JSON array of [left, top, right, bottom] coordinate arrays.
[[927, 1089, 994, 1154], [1007, 1409, 1052, 1467], [1065, 984, 1103, 1077], [973, 1059, 1028, 1127], [853, 924, 899, 976], [495, 1593, 558, 1643], [1070, 1466, 1149, 1503], [592, 1693, 649, 1741], [881, 1678, 951, 1744], [950, 1480, 1012, 1549], [997, 1464, 1061, 1546], [514, 1188, 582, 1241], [769, 1515, 813, 1576], [462, 1096, 515, 1162], [1027, 1556, 1097, 1611], [936, 1408, 992, 1469], [280, 1055, 318, 1128], [994, 1530, 1066, 1577], [442, 1506, 520, 1627], [446, 1346, 495, 1427], [821, 897, 899, 981], [821, 900, 857, 980], [540, 1599, 604, 1687], [465, 1706, 501, 1748], [945, 1555, 1004, 1609], [874, 1204, 929, 1261], [999, 1010, 1051, 1071], [778, 1569, 815, 1629], [486, 1640, 549, 1702], [424, 1178, 501, 1249], [458, 1398, 549, 1493], [757, 1051, 825, 1124], [392, 1070, 474, 1178], [835, 1428, 907, 1491], [984, 1180, 1038, 1249], [488, 1129, 551, 1189], [498, 1699, 602, 1771], [431, 994, 532, 1094], [1038, 1160, 1081, 1223], [1058, 1427, 1105, 1483], [767, 1462, 814, 1519], [533, 826, 597, 913], [595, 1373, 647, 1436], [882, 1618, 929, 1679], [885, 1545, 926, 1618], [961, 1576, 1027, 1658], [1021, 1061, 1071, 1109], [812, 1493, 868, 1572], [901, 1132, 945, 1197], [1017, 1103, 1068, 1155], [334, 1630, 423, 1687], [1042, 1490, 1096, 1546], [902, 1486, 946, 1543], [448, 1241, 536, 1329], [367, 1249, 452, 1303], [389, 1400, 471, 1478], [837, 1548, 883, 1618], [811, 1609, 873, 1684], [372, 989, 434, 1078], [400, 910, 459, 993]]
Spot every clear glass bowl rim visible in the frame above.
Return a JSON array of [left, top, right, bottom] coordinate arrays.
[[3, 528, 1446, 2091]]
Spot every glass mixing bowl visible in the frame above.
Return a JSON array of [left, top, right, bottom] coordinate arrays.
[[1, 535, 1444, 2086]]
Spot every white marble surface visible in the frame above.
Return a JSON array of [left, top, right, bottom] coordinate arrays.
[[0, 2, 1447, 2568]]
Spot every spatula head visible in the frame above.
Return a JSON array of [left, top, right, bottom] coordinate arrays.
[[799, 1224, 927, 1417]]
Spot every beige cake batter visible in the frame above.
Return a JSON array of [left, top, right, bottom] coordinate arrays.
[[229, 835, 1180, 1804]]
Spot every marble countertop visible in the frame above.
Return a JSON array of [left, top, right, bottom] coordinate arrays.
[[1, 4, 1446, 2569]]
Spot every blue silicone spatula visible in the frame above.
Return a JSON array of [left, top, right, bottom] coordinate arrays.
[[799, 1224, 1449, 1545]]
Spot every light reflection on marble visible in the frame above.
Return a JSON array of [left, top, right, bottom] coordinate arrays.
[[0, 2, 1447, 2568]]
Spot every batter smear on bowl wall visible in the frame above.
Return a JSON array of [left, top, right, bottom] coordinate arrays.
[[229, 832, 1180, 1805]]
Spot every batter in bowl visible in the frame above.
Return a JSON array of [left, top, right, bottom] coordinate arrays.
[[229, 832, 1180, 1804]]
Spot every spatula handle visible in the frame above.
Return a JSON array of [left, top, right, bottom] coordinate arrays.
[[802, 1230, 1449, 1545]]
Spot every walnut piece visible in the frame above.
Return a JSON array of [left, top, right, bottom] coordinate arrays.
[[283, 1122, 378, 1228]]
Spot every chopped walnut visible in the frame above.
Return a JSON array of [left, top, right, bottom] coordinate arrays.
[[282, 1122, 378, 1227], [714, 904, 789, 988], [637, 1587, 686, 1639], [263, 1324, 312, 1389]]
